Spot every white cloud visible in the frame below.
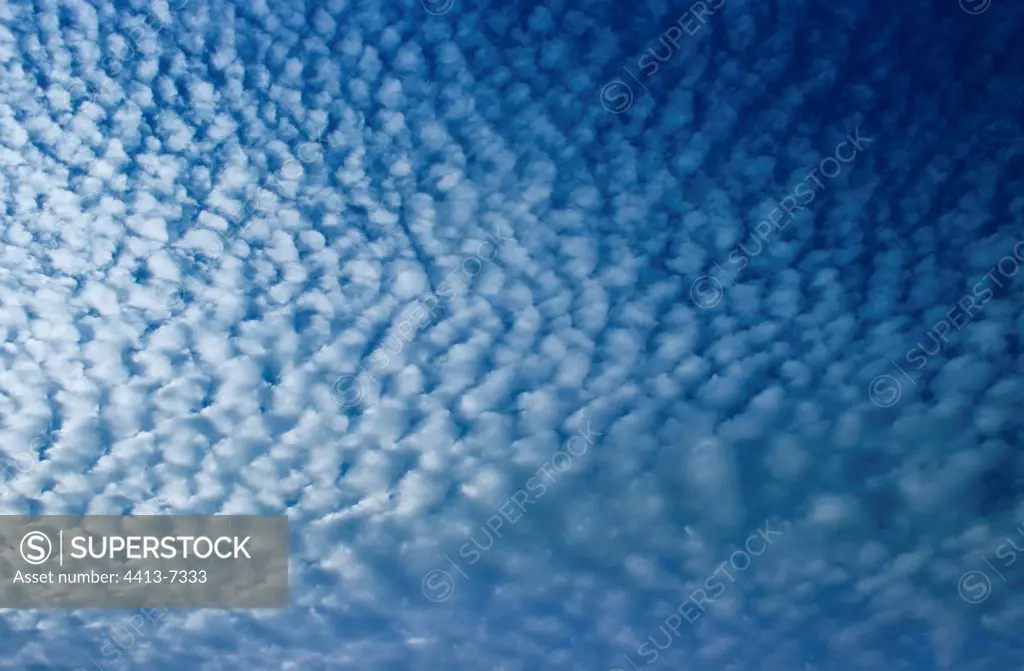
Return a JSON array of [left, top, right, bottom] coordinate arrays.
[[1, 0, 1023, 669]]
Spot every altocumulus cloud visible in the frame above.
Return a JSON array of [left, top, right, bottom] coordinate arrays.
[[1, 0, 1024, 670]]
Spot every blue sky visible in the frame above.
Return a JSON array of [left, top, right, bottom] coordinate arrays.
[[1, 0, 1023, 668]]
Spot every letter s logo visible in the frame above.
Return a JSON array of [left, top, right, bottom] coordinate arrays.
[[20, 531, 52, 565]]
